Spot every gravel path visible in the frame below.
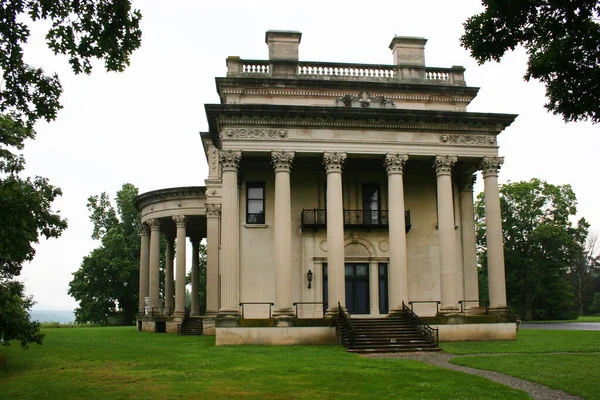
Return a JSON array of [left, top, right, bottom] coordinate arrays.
[[363, 352, 582, 400]]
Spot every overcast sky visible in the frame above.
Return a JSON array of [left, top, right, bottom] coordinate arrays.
[[18, 0, 599, 310]]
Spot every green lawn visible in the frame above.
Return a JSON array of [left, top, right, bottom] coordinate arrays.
[[0, 327, 530, 400], [521, 315, 600, 323], [443, 329, 600, 400]]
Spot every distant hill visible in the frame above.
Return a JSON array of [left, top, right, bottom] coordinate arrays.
[[30, 309, 75, 324]]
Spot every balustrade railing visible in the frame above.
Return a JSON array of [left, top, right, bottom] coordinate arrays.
[[458, 300, 489, 314], [298, 62, 397, 79], [240, 59, 270, 74], [400, 301, 439, 348], [293, 302, 325, 318], [239, 302, 274, 319], [301, 209, 411, 232]]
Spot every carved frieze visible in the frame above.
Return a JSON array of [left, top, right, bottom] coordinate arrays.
[[223, 128, 287, 139], [209, 147, 219, 176], [434, 155, 458, 176], [323, 152, 347, 173], [440, 134, 496, 146], [335, 92, 395, 108], [271, 151, 295, 172], [480, 157, 504, 177], [384, 153, 409, 175], [218, 150, 242, 172]]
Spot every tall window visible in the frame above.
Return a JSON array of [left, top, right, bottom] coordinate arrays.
[[362, 183, 380, 224], [246, 182, 265, 224]]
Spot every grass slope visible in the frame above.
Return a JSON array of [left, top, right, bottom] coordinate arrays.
[[0, 327, 529, 400]]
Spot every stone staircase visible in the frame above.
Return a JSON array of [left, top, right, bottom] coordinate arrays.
[[179, 317, 204, 336]]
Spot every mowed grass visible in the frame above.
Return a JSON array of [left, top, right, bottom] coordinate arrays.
[[522, 315, 600, 323], [0, 327, 530, 400], [444, 329, 600, 400]]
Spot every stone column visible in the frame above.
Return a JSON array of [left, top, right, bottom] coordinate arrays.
[[164, 235, 175, 313], [218, 150, 242, 319], [369, 260, 379, 315], [190, 237, 201, 316], [138, 223, 150, 314], [271, 151, 295, 321], [385, 153, 409, 312], [434, 155, 460, 312], [148, 219, 161, 314], [173, 215, 187, 317], [481, 157, 508, 311], [205, 204, 220, 317], [323, 152, 347, 316], [460, 175, 479, 304]]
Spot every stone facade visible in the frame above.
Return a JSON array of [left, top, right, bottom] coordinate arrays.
[[135, 31, 517, 343]]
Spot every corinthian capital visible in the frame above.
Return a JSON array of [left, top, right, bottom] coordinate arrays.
[[480, 157, 504, 178], [205, 203, 221, 217], [384, 153, 409, 175], [140, 222, 150, 236], [271, 151, 295, 172], [434, 155, 457, 176], [218, 150, 242, 172], [323, 152, 347, 173], [172, 215, 187, 228], [459, 175, 477, 192], [148, 218, 160, 231]]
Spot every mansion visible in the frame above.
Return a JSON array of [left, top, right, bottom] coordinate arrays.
[[136, 31, 517, 346]]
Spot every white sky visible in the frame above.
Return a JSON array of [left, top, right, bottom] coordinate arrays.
[[18, 0, 599, 310]]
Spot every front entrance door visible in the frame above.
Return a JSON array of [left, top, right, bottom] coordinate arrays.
[[345, 263, 369, 314]]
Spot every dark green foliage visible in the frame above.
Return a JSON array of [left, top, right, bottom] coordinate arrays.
[[68, 184, 140, 325], [475, 179, 587, 320], [462, 1, 600, 123], [0, 281, 43, 348], [186, 243, 207, 313]]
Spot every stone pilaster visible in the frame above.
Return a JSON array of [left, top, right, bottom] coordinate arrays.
[[218, 150, 242, 319], [385, 153, 409, 312], [205, 203, 220, 318], [271, 151, 295, 321], [323, 152, 347, 316], [173, 215, 187, 317], [369, 260, 379, 315], [148, 218, 161, 314], [190, 237, 201, 316], [164, 235, 175, 312], [481, 157, 508, 311], [138, 223, 150, 314], [434, 155, 460, 312], [460, 175, 479, 304]]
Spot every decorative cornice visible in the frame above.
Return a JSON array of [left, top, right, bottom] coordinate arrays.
[[173, 215, 187, 228], [335, 92, 395, 108], [218, 150, 242, 172], [140, 223, 150, 236], [135, 186, 206, 211], [271, 151, 295, 172], [148, 218, 160, 231], [384, 153, 409, 175], [434, 155, 457, 176], [205, 203, 221, 217], [323, 152, 347, 173], [440, 134, 496, 146], [460, 175, 477, 192], [223, 128, 287, 140], [480, 157, 504, 178]]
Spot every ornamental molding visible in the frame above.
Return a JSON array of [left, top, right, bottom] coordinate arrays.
[[459, 175, 477, 192], [208, 147, 219, 176], [480, 157, 504, 177], [223, 128, 287, 139], [323, 152, 347, 173], [335, 92, 396, 108], [271, 151, 295, 172], [148, 218, 160, 230], [140, 223, 150, 236], [218, 150, 242, 172], [173, 215, 187, 228], [384, 153, 409, 175], [205, 203, 221, 216], [434, 155, 457, 176], [440, 134, 496, 146]]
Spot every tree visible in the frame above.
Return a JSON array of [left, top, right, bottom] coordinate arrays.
[[0, 1, 141, 347], [461, 1, 600, 123], [475, 178, 586, 320], [186, 243, 207, 314], [567, 231, 600, 314], [69, 183, 140, 325]]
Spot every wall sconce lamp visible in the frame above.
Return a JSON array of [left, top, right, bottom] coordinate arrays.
[[307, 269, 313, 289]]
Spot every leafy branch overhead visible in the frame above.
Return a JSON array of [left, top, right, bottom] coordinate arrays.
[[461, 1, 600, 123]]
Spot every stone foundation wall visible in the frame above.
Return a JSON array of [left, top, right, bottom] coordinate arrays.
[[433, 322, 517, 341], [216, 327, 337, 345]]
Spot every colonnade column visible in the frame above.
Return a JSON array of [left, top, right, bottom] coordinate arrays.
[[164, 235, 175, 313], [173, 215, 187, 317], [148, 219, 161, 314], [369, 260, 379, 315], [434, 155, 460, 312], [271, 151, 295, 320], [323, 152, 347, 316], [481, 157, 508, 311], [218, 150, 242, 319], [460, 175, 479, 303], [190, 237, 201, 316], [385, 153, 409, 312], [205, 204, 220, 317], [138, 223, 150, 314]]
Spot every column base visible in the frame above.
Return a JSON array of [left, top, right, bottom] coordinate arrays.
[[439, 306, 460, 314], [217, 308, 241, 327], [272, 307, 295, 318], [191, 311, 201, 317], [488, 306, 510, 315], [173, 310, 185, 318]]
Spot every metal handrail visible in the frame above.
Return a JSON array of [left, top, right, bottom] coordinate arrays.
[[401, 301, 439, 348], [408, 300, 441, 316], [239, 302, 274, 319], [337, 302, 355, 349], [292, 302, 325, 318], [459, 300, 489, 314], [301, 209, 411, 232]]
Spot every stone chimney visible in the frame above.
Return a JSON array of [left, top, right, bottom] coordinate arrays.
[[389, 36, 427, 67], [265, 30, 302, 61]]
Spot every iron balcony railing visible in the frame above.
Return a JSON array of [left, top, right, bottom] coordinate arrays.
[[301, 209, 411, 232]]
